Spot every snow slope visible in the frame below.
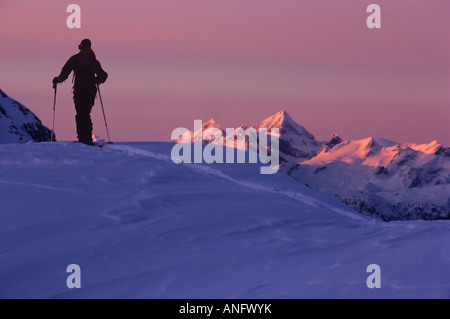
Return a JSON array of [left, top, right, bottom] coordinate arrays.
[[0, 89, 52, 143], [0, 142, 449, 298]]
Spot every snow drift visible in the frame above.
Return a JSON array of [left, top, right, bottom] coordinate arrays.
[[0, 142, 449, 298]]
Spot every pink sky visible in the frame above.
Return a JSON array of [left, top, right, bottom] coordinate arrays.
[[1, 0, 449, 144]]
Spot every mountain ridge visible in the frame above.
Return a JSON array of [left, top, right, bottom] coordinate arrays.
[[173, 109, 449, 221], [0, 89, 53, 143]]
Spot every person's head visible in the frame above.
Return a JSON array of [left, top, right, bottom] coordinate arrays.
[[78, 39, 92, 50]]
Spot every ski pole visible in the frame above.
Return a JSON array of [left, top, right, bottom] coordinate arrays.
[[96, 84, 111, 143], [51, 83, 57, 142]]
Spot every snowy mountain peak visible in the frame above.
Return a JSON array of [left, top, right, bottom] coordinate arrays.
[[319, 133, 343, 154], [328, 134, 343, 146], [310, 136, 383, 165], [251, 110, 321, 162], [202, 118, 223, 131], [253, 109, 290, 127], [329, 133, 340, 140], [252, 109, 312, 137], [404, 140, 445, 155], [0, 88, 53, 143], [362, 137, 381, 157], [176, 118, 225, 143], [175, 111, 321, 162]]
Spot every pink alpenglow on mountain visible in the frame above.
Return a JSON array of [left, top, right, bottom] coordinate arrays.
[[176, 110, 450, 221], [176, 110, 322, 163], [291, 136, 450, 221]]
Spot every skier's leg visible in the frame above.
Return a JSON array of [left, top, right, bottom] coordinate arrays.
[[74, 94, 94, 144]]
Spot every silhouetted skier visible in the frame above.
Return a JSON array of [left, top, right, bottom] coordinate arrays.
[[53, 39, 108, 145]]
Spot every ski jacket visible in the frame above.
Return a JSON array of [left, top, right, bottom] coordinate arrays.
[[56, 49, 108, 90]]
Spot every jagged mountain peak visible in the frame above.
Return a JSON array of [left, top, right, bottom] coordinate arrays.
[[252, 110, 317, 143], [0, 89, 9, 98], [253, 109, 296, 129], [319, 133, 343, 154], [327, 133, 343, 147], [362, 137, 381, 157], [0, 88, 53, 143], [200, 118, 224, 133], [174, 110, 321, 162], [175, 118, 224, 143], [249, 110, 321, 162], [269, 109, 291, 122], [361, 136, 379, 148], [203, 118, 220, 127]]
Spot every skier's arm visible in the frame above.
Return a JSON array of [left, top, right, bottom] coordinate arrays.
[[94, 60, 108, 84], [53, 56, 76, 84]]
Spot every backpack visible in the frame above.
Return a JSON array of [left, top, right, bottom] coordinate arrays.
[[73, 50, 97, 87]]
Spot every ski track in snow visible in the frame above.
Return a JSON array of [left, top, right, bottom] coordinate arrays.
[[0, 179, 80, 192], [106, 144, 366, 222], [1, 142, 449, 298], [107, 144, 171, 161]]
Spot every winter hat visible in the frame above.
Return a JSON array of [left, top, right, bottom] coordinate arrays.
[[78, 39, 92, 50]]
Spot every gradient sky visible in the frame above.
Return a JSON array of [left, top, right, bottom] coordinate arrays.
[[1, 0, 449, 144]]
